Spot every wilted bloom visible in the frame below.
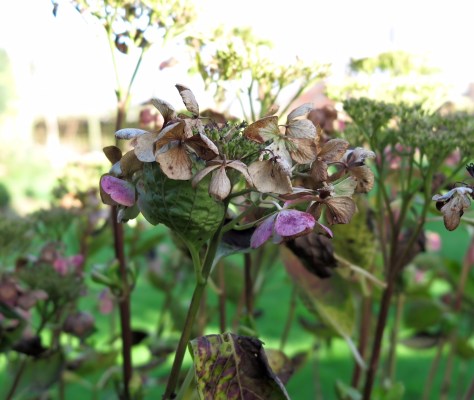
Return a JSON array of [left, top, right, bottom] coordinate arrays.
[[250, 207, 316, 248], [244, 103, 317, 166], [432, 186, 473, 231], [307, 177, 357, 225], [310, 127, 349, 184], [248, 155, 292, 194], [339, 147, 376, 193], [192, 158, 252, 200], [100, 175, 136, 207]]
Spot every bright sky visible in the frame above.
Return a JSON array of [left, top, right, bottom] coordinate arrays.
[[1, 0, 474, 119]]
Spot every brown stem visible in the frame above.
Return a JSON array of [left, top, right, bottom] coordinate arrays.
[[362, 275, 395, 400], [385, 292, 404, 382], [351, 295, 372, 389], [111, 206, 133, 400], [463, 376, 474, 400], [218, 261, 227, 333]]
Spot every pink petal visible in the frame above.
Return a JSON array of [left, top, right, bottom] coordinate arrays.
[[250, 214, 277, 248], [274, 209, 315, 237], [101, 176, 135, 207], [315, 221, 333, 238]]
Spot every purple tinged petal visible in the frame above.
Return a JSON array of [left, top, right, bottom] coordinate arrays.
[[250, 214, 277, 248], [315, 221, 333, 238], [274, 210, 315, 237], [101, 175, 135, 207]]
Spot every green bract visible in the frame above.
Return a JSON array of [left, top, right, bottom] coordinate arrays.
[[137, 163, 225, 250]]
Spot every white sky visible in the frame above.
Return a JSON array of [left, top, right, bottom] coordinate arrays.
[[1, 0, 474, 119]]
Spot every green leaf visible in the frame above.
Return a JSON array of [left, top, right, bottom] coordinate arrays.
[[137, 163, 225, 250], [9, 351, 64, 397], [189, 333, 290, 400], [403, 298, 444, 331]]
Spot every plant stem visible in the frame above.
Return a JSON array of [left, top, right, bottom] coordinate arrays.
[[244, 253, 253, 316], [279, 284, 297, 351], [162, 218, 226, 400], [422, 340, 445, 400], [351, 295, 372, 389], [385, 292, 404, 383], [218, 261, 227, 333], [6, 356, 27, 400], [111, 206, 133, 400]]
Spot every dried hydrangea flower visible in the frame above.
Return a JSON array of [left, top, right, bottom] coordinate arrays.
[[192, 158, 252, 201], [432, 186, 473, 231], [100, 175, 136, 207], [243, 104, 317, 166], [310, 126, 349, 184], [248, 155, 292, 194], [340, 147, 376, 193]]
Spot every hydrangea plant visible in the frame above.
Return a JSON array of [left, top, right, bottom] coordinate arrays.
[[99, 84, 375, 398]]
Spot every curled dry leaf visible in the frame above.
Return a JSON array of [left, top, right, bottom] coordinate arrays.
[[103, 146, 122, 165], [115, 128, 149, 140], [433, 187, 472, 231], [175, 84, 199, 117], [151, 98, 176, 125]]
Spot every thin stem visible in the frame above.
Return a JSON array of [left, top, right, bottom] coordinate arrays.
[[218, 261, 227, 333], [244, 253, 253, 316], [385, 292, 404, 383], [422, 340, 445, 400], [463, 376, 474, 400], [351, 295, 372, 389], [111, 206, 133, 400], [279, 284, 297, 351], [162, 216, 227, 400], [174, 366, 195, 400], [6, 356, 27, 400], [248, 79, 256, 122]]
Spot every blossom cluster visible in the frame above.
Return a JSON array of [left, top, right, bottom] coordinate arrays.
[[100, 85, 375, 248]]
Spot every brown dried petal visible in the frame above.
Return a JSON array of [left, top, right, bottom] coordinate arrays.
[[155, 121, 187, 150], [156, 145, 192, 180], [132, 131, 158, 162], [243, 116, 280, 143], [186, 133, 219, 161], [209, 167, 232, 200], [308, 202, 323, 220], [262, 104, 280, 117], [319, 139, 349, 162], [311, 159, 328, 183], [248, 159, 292, 194], [440, 195, 471, 231], [350, 165, 375, 193], [288, 137, 317, 164], [324, 197, 356, 225], [192, 164, 220, 188], [287, 103, 313, 122], [286, 119, 316, 139], [120, 150, 143, 177], [103, 146, 122, 164], [183, 118, 204, 136], [151, 98, 176, 125], [333, 176, 357, 197], [224, 161, 251, 185], [175, 84, 199, 117]]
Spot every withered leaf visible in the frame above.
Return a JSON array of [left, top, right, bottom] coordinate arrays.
[[286, 119, 316, 139], [120, 150, 143, 177], [287, 103, 313, 122], [103, 146, 122, 165], [156, 145, 192, 180], [248, 159, 292, 194], [243, 116, 280, 143], [325, 197, 356, 225], [209, 167, 232, 200], [150, 98, 176, 125], [175, 84, 199, 117], [115, 128, 149, 140]]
